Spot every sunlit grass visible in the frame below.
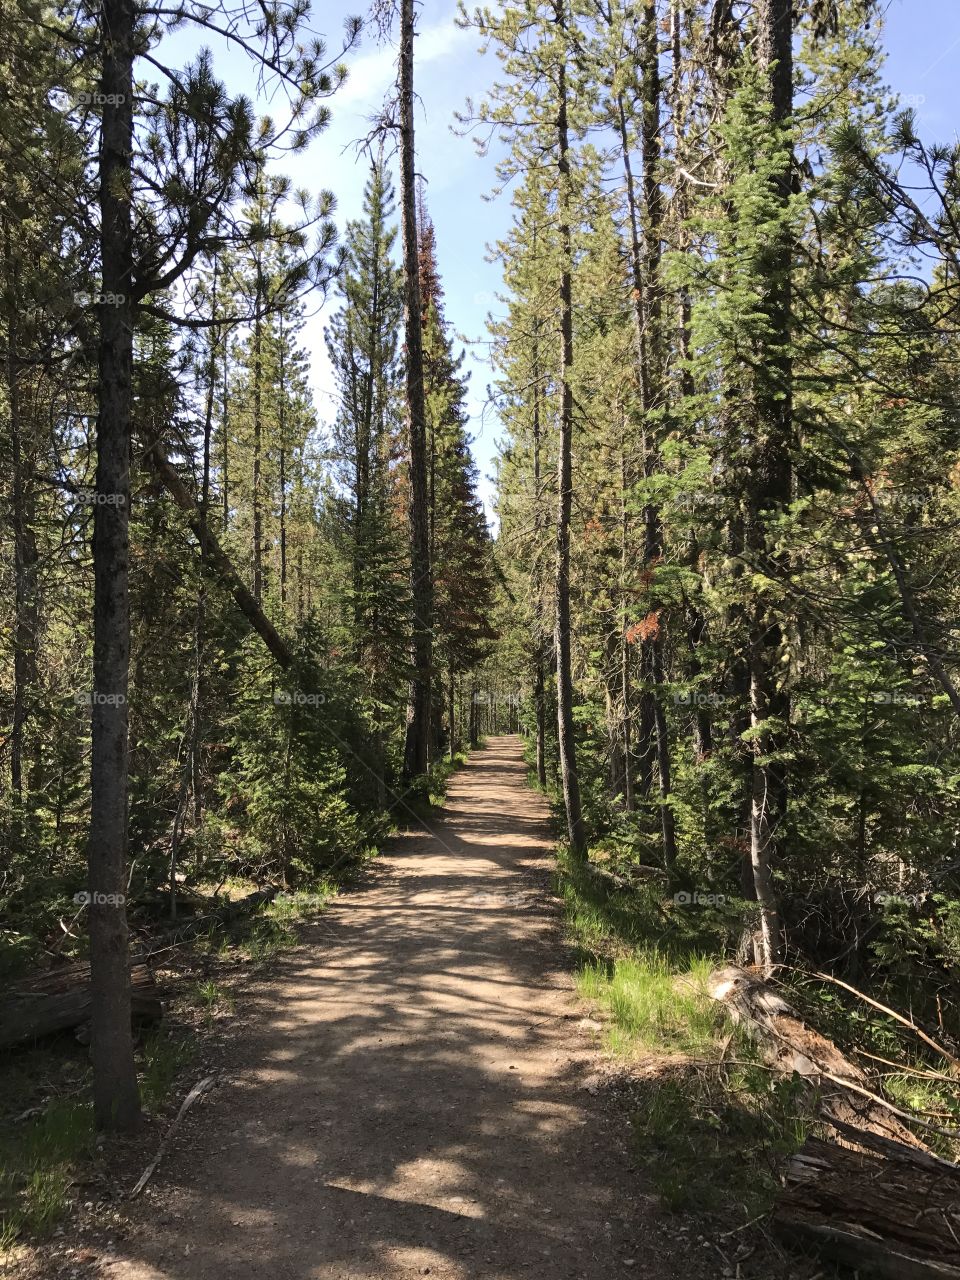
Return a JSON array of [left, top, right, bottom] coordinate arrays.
[[577, 951, 727, 1056], [552, 834, 815, 1221]]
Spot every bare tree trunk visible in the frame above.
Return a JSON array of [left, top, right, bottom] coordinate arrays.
[[220, 326, 230, 532], [469, 680, 479, 749], [251, 260, 264, 604], [534, 657, 548, 787], [185, 268, 220, 852], [615, 91, 657, 800], [616, 4, 676, 869], [748, 0, 795, 973], [618, 436, 634, 812], [398, 0, 433, 782], [531, 311, 548, 790], [554, 0, 586, 859], [89, 0, 140, 1130], [278, 314, 287, 612], [6, 222, 38, 844]]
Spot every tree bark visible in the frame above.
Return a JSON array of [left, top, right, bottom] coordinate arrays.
[[89, 0, 141, 1130], [531, 309, 548, 790], [398, 0, 433, 782], [251, 252, 264, 604], [616, 5, 676, 869], [6, 221, 39, 842], [747, 0, 794, 973], [553, 0, 586, 859], [775, 1137, 960, 1280]]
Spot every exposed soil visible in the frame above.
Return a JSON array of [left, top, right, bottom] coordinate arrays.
[[13, 736, 808, 1279]]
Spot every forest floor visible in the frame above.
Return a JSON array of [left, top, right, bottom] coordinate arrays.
[[7, 736, 817, 1280]]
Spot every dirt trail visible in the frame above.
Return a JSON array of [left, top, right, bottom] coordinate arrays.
[[108, 736, 688, 1280]]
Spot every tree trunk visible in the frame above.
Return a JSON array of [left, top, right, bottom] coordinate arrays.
[[278, 314, 287, 612], [220, 320, 230, 532], [617, 4, 675, 868], [534, 656, 547, 788], [398, 0, 433, 782], [553, 2, 586, 859], [251, 258, 264, 604], [618, 437, 634, 812], [89, 0, 141, 1130], [531, 303, 548, 790], [747, 0, 794, 974], [6, 221, 39, 845]]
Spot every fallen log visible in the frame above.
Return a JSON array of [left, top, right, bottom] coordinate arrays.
[[707, 965, 922, 1145], [1, 888, 275, 1047], [709, 967, 960, 1275], [135, 885, 279, 956], [0, 963, 162, 1049], [773, 1135, 960, 1279]]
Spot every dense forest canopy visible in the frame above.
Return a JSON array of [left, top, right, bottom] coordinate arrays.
[[0, 0, 959, 1252]]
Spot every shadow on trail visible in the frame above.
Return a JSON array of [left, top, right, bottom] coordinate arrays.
[[113, 737, 688, 1280]]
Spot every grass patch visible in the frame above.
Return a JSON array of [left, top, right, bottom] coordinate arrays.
[[190, 880, 336, 967], [576, 952, 726, 1057], [139, 1027, 195, 1113], [555, 841, 813, 1224], [192, 979, 236, 1024], [635, 1066, 813, 1214], [428, 751, 469, 807], [0, 1098, 94, 1247]]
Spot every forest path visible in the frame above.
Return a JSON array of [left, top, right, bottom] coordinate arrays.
[[108, 736, 686, 1280]]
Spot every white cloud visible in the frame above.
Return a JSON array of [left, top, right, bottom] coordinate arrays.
[[334, 18, 471, 111]]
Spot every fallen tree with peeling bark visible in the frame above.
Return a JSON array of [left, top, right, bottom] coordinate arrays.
[[707, 966, 960, 1277], [0, 888, 278, 1048], [774, 1135, 960, 1279], [0, 963, 162, 1049]]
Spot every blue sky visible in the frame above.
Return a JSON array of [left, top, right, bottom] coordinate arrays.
[[161, 0, 960, 515]]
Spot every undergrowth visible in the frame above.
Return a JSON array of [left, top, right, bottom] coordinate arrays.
[[555, 844, 818, 1220], [0, 1098, 94, 1251]]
